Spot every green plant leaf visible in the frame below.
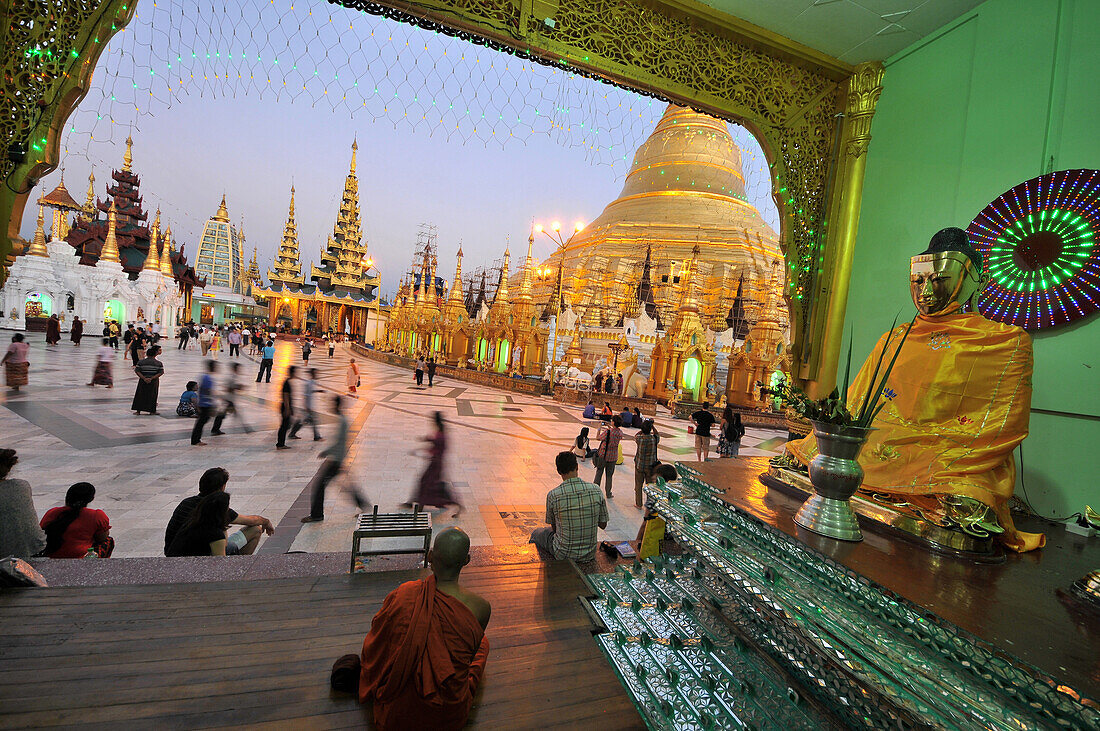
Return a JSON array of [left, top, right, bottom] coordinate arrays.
[[857, 314, 899, 423], [859, 315, 915, 428]]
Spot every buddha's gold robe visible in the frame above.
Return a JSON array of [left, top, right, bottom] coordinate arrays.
[[788, 311, 1043, 552]]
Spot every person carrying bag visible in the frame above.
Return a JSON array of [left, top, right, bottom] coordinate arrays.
[[593, 415, 623, 499]]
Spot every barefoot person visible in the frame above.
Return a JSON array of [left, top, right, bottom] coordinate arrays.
[[2, 333, 29, 391], [407, 411, 462, 513], [346, 358, 360, 397], [359, 528, 491, 730], [87, 338, 115, 388], [131, 345, 164, 415]]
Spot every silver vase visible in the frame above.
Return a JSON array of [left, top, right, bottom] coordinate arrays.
[[793, 421, 873, 542]]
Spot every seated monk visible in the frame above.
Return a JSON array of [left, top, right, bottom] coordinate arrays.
[[359, 528, 491, 730], [788, 227, 1043, 552]]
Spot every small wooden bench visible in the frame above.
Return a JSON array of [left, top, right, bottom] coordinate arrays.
[[351, 505, 432, 572]]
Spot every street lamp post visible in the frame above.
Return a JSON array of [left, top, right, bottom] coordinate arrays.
[[534, 220, 583, 390], [607, 340, 628, 385], [361, 255, 376, 345]]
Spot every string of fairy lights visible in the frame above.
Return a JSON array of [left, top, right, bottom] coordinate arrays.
[[50, 0, 780, 241]]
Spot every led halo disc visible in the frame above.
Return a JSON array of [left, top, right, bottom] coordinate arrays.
[[967, 169, 1100, 330]]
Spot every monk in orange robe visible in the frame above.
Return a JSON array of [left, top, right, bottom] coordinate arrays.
[[359, 528, 491, 730], [789, 228, 1043, 552]]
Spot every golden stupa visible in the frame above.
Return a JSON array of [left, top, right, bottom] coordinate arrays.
[[534, 104, 784, 330]]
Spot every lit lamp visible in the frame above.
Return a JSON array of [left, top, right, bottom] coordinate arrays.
[[361, 255, 377, 344], [608, 339, 628, 379], [533, 218, 585, 388]]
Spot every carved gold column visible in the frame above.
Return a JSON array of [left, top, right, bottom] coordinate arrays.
[[807, 62, 884, 397], [1, 0, 136, 286]]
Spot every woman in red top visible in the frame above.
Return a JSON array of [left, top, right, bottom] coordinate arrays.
[[39, 482, 113, 558]]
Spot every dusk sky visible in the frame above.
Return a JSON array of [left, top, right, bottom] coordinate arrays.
[[26, 0, 778, 296]]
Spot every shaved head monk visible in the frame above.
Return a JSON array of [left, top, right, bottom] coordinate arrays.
[[359, 528, 491, 730]]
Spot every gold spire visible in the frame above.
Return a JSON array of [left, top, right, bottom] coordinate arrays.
[[496, 247, 510, 305], [311, 143, 365, 291], [141, 236, 160, 271], [213, 194, 230, 222], [159, 230, 175, 277], [350, 138, 358, 175], [446, 245, 464, 305], [27, 205, 49, 257], [517, 232, 535, 305], [269, 186, 304, 286], [122, 136, 133, 172], [99, 200, 121, 264], [83, 170, 95, 216]]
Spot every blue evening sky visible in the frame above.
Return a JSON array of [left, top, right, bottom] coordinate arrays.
[[24, 0, 778, 296]]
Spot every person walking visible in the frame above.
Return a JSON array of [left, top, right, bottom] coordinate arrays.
[[199, 326, 213, 356], [301, 338, 312, 364], [211, 361, 250, 435], [346, 358, 360, 397], [191, 360, 219, 446], [127, 327, 143, 366], [300, 395, 366, 523], [45, 313, 61, 345], [291, 367, 322, 441], [177, 324, 190, 350], [718, 406, 745, 458], [70, 317, 83, 346], [414, 356, 426, 386], [256, 339, 275, 383], [88, 338, 114, 388], [327, 336, 335, 358], [227, 326, 241, 357], [406, 411, 461, 513], [2, 333, 30, 391], [427, 357, 437, 387], [108, 320, 120, 349], [276, 365, 300, 450], [633, 420, 659, 508], [593, 415, 623, 499], [131, 345, 164, 415]]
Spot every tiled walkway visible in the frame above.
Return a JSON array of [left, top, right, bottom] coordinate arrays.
[[1, 335, 786, 558]]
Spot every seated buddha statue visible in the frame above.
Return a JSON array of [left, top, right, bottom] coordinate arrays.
[[788, 227, 1043, 552]]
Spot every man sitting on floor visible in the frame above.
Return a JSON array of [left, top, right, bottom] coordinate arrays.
[[529, 451, 608, 563], [163, 467, 274, 556], [359, 528, 491, 731]]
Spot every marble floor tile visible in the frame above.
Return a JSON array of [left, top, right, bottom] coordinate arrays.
[[2, 336, 789, 558]]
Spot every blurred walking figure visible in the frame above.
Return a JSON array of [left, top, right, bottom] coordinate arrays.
[[88, 338, 114, 388], [212, 361, 250, 434], [300, 395, 366, 523], [406, 412, 462, 514]]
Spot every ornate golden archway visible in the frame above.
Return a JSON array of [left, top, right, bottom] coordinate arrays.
[[1, 0, 883, 393]]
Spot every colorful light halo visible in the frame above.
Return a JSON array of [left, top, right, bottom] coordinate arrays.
[[966, 168, 1100, 330]]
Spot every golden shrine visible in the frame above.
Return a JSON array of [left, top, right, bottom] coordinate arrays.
[[380, 104, 792, 400], [253, 141, 380, 334], [385, 229, 549, 375]]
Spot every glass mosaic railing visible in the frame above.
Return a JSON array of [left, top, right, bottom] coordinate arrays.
[[585, 470, 1100, 730]]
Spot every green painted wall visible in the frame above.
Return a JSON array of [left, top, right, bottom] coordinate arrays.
[[847, 0, 1099, 518]]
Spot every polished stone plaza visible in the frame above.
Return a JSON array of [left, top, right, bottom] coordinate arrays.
[[1, 336, 786, 558]]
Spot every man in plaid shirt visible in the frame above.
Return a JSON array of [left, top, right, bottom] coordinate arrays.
[[530, 452, 609, 562]]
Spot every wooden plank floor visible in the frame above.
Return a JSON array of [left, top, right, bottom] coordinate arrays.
[[0, 559, 643, 730]]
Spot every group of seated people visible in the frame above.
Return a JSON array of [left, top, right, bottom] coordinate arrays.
[[582, 399, 646, 428], [0, 449, 275, 561]]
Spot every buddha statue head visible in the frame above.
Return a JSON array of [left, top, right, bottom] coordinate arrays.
[[910, 227, 986, 316]]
